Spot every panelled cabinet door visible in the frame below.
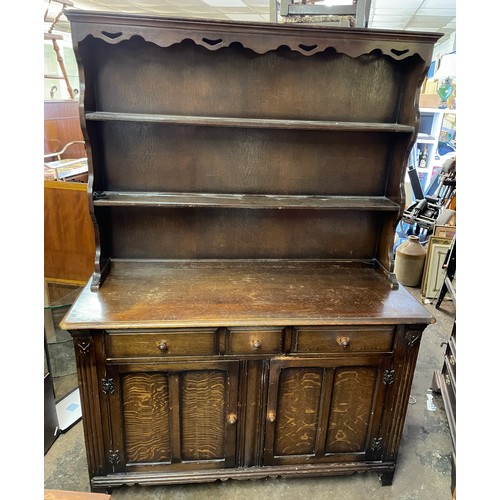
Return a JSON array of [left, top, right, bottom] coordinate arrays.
[[263, 356, 391, 465], [104, 360, 239, 473]]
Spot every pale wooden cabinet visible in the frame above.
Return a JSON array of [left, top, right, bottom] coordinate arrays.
[[61, 10, 439, 492]]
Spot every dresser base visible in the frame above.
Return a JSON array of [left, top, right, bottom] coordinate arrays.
[[90, 462, 396, 492]]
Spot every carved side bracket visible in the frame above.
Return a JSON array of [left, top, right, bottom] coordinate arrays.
[[366, 437, 383, 461], [405, 329, 423, 347], [101, 378, 115, 395], [108, 450, 121, 465], [76, 337, 93, 355], [371, 437, 383, 452], [383, 370, 395, 385]]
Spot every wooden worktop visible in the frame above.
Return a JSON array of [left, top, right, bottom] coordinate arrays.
[[61, 260, 434, 330]]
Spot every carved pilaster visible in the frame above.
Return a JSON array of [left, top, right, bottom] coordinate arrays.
[[72, 332, 107, 477], [379, 325, 426, 462]]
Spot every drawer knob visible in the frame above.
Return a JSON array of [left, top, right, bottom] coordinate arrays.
[[267, 411, 276, 423], [252, 338, 262, 350], [227, 413, 237, 425], [337, 336, 350, 348], [158, 341, 169, 353]]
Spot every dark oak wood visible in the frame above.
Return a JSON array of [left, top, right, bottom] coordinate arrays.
[[61, 261, 433, 329], [62, 10, 439, 491], [92, 192, 401, 211], [85, 111, 415, 133]]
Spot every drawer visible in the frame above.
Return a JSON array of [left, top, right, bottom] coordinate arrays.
[[294, 326, 394, 353], [227, 327, 283, 355], [106, 329, 217, 357]]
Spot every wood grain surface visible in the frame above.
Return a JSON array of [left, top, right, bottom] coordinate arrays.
[[181, 371, 226, 461], [61, 260, 434, 329], [122, 373, 171, 463], [326, 367, 377, 453], [274, 368, 322, 456]]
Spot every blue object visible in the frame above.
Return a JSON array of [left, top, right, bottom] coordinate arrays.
[[66, 402, 80, 412]]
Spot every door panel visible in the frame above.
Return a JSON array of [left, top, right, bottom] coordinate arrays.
[[326, 366, 378, 453], [180, 370, 227, 461], [264, 356, 389, 466], [106, 360, 239, 472], [122, 372, 171, 463], [274, 367, 323, 456]]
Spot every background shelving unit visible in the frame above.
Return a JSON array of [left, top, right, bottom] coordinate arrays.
[[415, 107, 456, 191]]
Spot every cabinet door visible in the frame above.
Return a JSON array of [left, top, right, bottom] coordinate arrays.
[[263, 356, 390, 465], [104, 360, 239, 473]]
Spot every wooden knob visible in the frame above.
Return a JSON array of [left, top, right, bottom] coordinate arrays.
[[227, 413, 237, 424], [267, 411, 276, 423], [158, 341, 168, 352], [252, 338, 262, 350], [337, 336, 350, 348]]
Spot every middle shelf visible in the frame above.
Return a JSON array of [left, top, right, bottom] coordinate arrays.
[[92, 191, 401, 211], [85, 111, 415, 133]]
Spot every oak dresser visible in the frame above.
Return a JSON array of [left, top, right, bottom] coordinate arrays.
[[61, 10, 439, 492]]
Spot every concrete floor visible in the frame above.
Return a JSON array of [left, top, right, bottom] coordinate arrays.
[[44, 286, 455, 500]]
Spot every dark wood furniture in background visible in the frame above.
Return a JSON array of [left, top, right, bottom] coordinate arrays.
[[433, 321, 456, 496], [61, 10, 439, 492]]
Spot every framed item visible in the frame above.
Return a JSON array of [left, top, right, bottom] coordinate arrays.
[[434, 225, 456, 239], [421, 236, 453, 298]]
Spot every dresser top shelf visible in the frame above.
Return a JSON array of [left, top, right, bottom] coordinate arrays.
[[61, 260, 434, 330], [66, 9, 440, 61]]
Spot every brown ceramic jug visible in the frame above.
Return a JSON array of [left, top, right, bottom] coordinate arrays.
[[394, 235, 427, 287]]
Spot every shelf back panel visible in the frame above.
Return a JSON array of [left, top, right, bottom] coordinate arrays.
[[80, 37, 409, 123], [97, 206, 382, 260], [92, 122, 395, 196]]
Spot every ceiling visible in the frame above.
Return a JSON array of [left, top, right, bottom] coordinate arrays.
[[45, 0, 456, 47]]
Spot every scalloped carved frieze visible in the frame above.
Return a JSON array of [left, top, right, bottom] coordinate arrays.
[[68, 14, 432, 61], [79, 30, 425, 60]]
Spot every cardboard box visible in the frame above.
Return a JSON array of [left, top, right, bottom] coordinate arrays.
[[419, 93, 441, 108], [424, 78, 439, 94]]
